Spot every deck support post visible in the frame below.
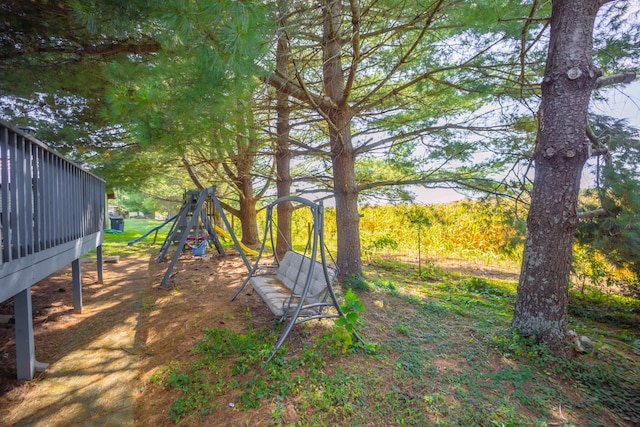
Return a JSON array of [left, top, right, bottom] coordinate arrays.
[[96, 245, 104, 284], [72, 259, 82, 312], [14, 288, 35, 380]]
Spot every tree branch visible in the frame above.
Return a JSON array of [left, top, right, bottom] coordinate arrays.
[[578, 208, 608, 219], [357, 175, 520, 201], [254, 160, 276, 200], [518, 0, 543, 83], [355, 123, 513, 154], [181, 157, 205, 190], [139, 190, 182, 204], [586, 122, 600, 146], [262, 71, 339, 110], [353, 0, 445, 113], [355, 38, 501, 114], [344, 0, 361, 102], [4, 40, 161, 60], [76, 41, 161, 57], [594, 72, 636, 89], [216, 199, 240, 218], [585, 122, 611, 159]]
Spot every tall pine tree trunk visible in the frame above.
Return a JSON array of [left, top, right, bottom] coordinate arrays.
[[512, 0, 604, 344], [323, 0, 362, 277], [275, 4, 293, 259], [330, 109, 362, 276], [238, 178, 260, 247]]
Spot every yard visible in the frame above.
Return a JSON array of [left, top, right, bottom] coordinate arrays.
[[1, 219, 638, 426]]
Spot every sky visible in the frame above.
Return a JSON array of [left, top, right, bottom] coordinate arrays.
[[595, 81, 640, 124], [415, 80, 640, 204], [418, 0, 640, 204]]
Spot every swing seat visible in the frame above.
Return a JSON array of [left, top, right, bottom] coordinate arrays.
[[229, 195, 362, 362], [249, 251, 336, 318], [192, 240, 207, 256]]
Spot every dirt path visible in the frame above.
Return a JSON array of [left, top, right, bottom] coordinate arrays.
[[0, 257, 149, 426], [1, 252, 258, 427]]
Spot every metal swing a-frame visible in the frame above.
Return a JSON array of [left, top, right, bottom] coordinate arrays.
[[157, 186, 251, 288], [229, 196, 352, 361]]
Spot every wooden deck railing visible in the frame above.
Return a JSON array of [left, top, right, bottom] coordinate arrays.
[[0, 119, 105, 379]]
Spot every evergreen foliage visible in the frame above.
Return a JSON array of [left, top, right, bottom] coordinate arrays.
[[577, 115, 640, 296]]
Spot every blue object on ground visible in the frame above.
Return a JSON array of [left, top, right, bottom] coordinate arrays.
[[192, 240, 207, 256]]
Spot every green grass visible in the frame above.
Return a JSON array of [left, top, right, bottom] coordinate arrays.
[[151, 260, 640, 426], [95, 217, 249, 259], [90, 218, 171, 258]]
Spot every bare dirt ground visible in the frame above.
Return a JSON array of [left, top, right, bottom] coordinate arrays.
[[0, 256, 150, 426]]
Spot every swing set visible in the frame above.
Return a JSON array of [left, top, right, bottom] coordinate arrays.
[[230, 196, 362, 361], [157, 187, 251, 287]]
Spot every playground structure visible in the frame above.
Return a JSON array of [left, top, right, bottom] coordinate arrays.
[[155, 187, 253, 287], [0, 120, 105, 380]]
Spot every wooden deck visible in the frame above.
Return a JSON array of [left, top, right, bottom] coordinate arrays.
[[0, 119, 105, 379]]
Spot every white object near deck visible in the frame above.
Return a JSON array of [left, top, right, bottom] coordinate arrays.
[[0, 119, 105, 380]]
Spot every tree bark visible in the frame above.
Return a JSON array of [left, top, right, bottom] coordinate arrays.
[[219, 112, 263, 249], [237, 178, 260, 247], [323, 0, 363, 277], [275, 2, 293, 259], [512, 0, 604, 344]]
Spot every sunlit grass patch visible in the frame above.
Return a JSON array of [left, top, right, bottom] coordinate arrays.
[[84, 218, 170, 258]]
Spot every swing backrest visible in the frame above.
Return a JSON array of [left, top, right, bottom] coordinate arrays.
[[276, 251, 336, 300]]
